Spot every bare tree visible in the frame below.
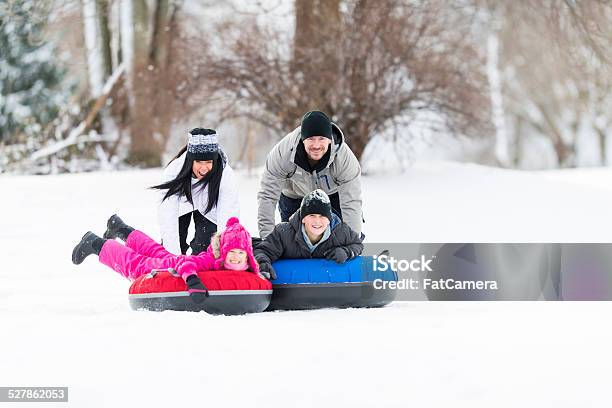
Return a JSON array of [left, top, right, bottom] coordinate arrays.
[[120, 0, 181, 166], [21, 0, 190, 170], [82, 0, 113, 97], [292, 0, 341, 113], [497, 1, 612, 168], [543, 0, 612, 70], [193, 0, 492, 161]]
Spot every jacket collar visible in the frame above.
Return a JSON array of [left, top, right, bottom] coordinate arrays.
[[301, 224, 331, 252]]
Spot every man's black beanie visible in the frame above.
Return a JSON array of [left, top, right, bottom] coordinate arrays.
[[301, 111, 332, 140]]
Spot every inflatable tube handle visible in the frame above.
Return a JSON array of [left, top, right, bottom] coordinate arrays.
[[148, 268, 180, 278]]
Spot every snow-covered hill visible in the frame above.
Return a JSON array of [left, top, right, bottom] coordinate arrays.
[[1, 161, 611, 407]]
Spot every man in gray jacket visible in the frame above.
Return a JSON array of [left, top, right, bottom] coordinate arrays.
[[257, 110, 363, 239]]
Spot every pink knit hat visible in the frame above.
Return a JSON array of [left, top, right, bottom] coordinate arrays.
[[213, 217, 259, 273]]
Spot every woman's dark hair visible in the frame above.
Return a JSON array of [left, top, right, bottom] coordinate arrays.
[[151, 145, 225, 215]]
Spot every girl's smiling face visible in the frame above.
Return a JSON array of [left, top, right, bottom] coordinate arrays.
[[225, 248, 247, 265], [192, 160, 213, 180]]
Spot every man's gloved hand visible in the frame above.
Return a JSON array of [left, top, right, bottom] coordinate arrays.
[[325, 247, 350, 264], [185, 274, 209, 304], [258, 261, 277, 280]]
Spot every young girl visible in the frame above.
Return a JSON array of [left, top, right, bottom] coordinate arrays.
[[72, 216, 260, 303], [151, 128, 239, 255]]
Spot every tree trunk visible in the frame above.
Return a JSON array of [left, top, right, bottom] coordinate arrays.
[[343, 119, 369, 162], [97, 0, 113, 76], [512, 115, 523, 167], [486, 4, 510, 167], [595, 127, 607, 166], [345, 0, 369, 162], [150, 0, 177, 159], [293, 0, 314, 62], [82, 0, 112, 97], [293, 0, 340, 111], [536, 102, 575, 167], [122, 0, 161, 167]]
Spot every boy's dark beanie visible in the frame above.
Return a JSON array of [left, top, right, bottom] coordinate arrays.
[[300, 189, 333, 223]]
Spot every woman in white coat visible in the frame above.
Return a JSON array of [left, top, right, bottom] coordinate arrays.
[[152, 128, 239, 255]]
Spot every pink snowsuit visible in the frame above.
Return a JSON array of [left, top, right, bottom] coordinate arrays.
[[98, 217, 260, 281], [98, 230, 207, 280]]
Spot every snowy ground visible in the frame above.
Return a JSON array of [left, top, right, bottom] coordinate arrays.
[[1, 161, 612, 407]]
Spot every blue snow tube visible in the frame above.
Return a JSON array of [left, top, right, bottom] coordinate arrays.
[[268, 256, 397, 310]]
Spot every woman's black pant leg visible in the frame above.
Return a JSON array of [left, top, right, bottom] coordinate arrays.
[[178, 212, 192, 255], [191, 211, 217, 255]]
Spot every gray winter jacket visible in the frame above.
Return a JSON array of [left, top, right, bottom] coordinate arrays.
[[257, 123, 363, 238], [254, 212, 364, 265]]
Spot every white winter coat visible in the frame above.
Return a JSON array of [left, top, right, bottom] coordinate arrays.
[[158, 151, 240, 254]]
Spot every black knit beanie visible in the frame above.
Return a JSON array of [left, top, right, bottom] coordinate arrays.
[[301, 111, 332, 140], [300, 189, 333, 222], [187, 128, 219, 161]]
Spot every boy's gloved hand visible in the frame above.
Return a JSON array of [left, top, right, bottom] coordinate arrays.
[[325, 247, 350, 263], [258, 261, 277, 280], [185, 274, 209, 304]]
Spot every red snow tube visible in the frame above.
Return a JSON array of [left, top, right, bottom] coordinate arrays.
[[128, 270, 272, 315]]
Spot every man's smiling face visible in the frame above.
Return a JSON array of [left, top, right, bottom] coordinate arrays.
[[303, 136, 331, 162]]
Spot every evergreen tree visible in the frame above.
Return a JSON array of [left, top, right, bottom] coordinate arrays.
[[0, 0, 66, 143]]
